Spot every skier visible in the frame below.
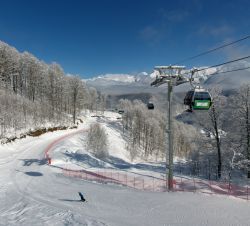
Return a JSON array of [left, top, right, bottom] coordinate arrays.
[[78, 192, 86, 202]]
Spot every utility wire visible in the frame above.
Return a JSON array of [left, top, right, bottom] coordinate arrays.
[[200, 55, 250, 71], [180, 55, 250, 76], [173, 34, 250, 65], [208, 66, 250, 76], [148, 37, 250, 90]]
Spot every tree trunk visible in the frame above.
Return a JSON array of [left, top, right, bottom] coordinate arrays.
[[212, 106, 222, 179], [73, 91, 77, 124], [246, 104, 250, 178]]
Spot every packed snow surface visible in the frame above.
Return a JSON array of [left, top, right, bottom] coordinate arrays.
[[1, 111, 250, 226]]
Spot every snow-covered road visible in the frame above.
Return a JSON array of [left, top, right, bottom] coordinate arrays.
[[1, 113, 250, 225]]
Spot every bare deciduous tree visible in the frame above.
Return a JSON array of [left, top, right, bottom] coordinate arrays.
[[0, 40, 93, 140], [86, 123, 108, 159], [227, 84, 250, 176], [197, 87, 227, 179]]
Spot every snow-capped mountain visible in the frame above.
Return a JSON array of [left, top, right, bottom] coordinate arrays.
[[85, 63, 250, 95], [204, 63, 250, 90], [86, 72, 154, 87], [87, 74, 136, 84], [85, 72, 158, 95]]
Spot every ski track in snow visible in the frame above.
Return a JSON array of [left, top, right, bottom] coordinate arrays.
[[0, 126, 105, 226], [0, 111, 250, 226]]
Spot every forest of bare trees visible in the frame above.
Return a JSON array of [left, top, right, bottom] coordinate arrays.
[[0, 41, 92, 140], [119, 99, 166, 161], [117, 82, 250, 180], [188, 85, 250, 179]]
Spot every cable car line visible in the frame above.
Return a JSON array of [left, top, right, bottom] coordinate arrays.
[[132, 62, 250, 111], [180, 55, 250, 76], [173, 34, 250, 65], [130, 38, 250, 111], [138, 56, 250, 100], [197, 55, 250, 72], [208, 66, 250, 76], [182, 61, 250, 112]]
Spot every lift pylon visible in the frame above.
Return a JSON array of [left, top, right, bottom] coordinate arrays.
[[151, 65, 187, 191]]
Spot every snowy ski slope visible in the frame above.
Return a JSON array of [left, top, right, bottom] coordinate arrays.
[[0, 111, 250, 226]]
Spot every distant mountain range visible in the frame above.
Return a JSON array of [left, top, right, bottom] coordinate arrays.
[[86, 64, 250, 95], [85, 72, 162, 95]]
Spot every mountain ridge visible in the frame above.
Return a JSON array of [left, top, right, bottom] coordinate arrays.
[[85, 66, 250, 95]]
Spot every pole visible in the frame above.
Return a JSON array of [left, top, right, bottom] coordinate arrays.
[[151, 66, 186, 191], [167, 80, 174, 190]]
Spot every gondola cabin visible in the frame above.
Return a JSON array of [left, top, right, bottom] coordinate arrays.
[[147, 102, 154, 110], [184, 88, 212, 111]]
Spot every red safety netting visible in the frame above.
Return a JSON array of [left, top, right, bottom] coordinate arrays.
[[62, 168, 250, 200]]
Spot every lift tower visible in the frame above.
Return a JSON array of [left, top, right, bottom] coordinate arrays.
[[151, 65, 187, 191]]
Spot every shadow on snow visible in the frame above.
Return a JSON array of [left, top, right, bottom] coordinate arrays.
[[58, 199, 82, 202], [20, 158, 47, 166], [64, 152, 165, 174], [24, 171, 43, 176]]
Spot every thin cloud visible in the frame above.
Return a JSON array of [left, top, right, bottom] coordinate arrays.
[[198, 24, 234, 37], [222, 41, 250, 61], [139, 25, 164, 45], [159, 8, 190, 23], [138, 7, 190, 46]]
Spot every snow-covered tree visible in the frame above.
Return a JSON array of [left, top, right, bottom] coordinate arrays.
[[0, 40, 90, 139], [196, 87, 227, 179], [120, 99, 166, 161], [86, 123, 108, 159], [88, 87, 98, 112], [227, 84, 250, 176]]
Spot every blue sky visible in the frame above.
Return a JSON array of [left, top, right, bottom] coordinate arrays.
[[0, 0, 250, 78]]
